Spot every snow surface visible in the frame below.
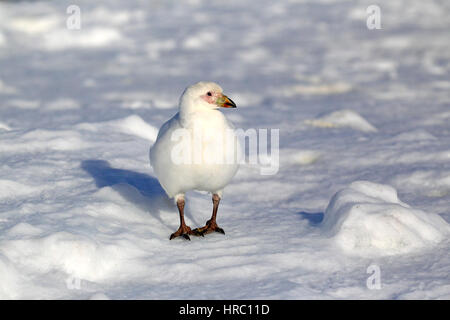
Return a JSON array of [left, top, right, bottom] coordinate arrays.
[[322, 181, 450, 256], [0, 0, 449, 299], [305, 109, 378, 132]]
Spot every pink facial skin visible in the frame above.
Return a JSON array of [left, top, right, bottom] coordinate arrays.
[[201, 91, 221, 104]]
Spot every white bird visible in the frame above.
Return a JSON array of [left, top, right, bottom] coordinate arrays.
[[150, 81, 241, 240]]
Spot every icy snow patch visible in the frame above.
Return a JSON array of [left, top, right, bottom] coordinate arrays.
[[389, 129, 437, 142], [0, 122, 11, 131], [121, 100, 152, 110], [6, 223, 42, 237], [46, 98, 80, 111], [7, 99, 40, 110], [0, 79, 17, 94], [111, 115, 158, 142], [43, 28, 122, 51], [75, 115, 158, 142], [89, 292, 111, 300], [0, 255, 21, 299], [146, 39, 176, 59], [0, 130, 88, 153], [306, 109, 377, 133], [0, 231, 143, 282], [182, 31, 218, 50], [0, 180, 39, 199], [285, 82, 352, 96], [8, 16, 60, 35], [283, 149, 321, 166], [321, 181, 450, 256], [392, 170, 450, 198]]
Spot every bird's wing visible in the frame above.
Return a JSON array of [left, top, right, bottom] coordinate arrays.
[[155, 112, 182, 141], [150, 112, 182, 167]]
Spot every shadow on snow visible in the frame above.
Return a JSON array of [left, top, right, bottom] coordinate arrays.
[[80, 159, 196, 232]]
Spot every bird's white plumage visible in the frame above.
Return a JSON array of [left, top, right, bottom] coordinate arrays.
[[150, 82, 241, 200]]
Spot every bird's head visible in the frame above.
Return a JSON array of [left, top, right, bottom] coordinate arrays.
[[179, 81, 236, 112]]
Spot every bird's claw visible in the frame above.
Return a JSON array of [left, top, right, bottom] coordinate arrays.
[[192, 223, 225, 237], [181, 234, 191, 241], [170, 232, 191, 241], [169, 225, 193, 240]]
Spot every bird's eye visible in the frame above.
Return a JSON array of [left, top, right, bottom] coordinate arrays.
[[207, 92, 212, 96]]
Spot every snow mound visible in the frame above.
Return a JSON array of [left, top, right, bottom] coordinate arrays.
[[284, 149, 321, 166], [306, 109, 377, 133], [0, 122, 11, 131], [113, 115, 159, 142], [0, 180, 39, 199], [75, 115, 159, 142], [389, 129, 437, 142], [321, 181, 450, 256], [0, 231, 144, 282], [6, 222, 42, 237]]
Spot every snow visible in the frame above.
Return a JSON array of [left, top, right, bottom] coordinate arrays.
[[43, 27, 123, 51], [0, 0, 449, 299], [305, 109, 378, 132], [0, 122, 11, 131], [322, 181, 450, 256]]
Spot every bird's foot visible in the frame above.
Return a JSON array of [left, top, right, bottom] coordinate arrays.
[[170, 225, 193, 240], [192, 220, 225, 237]]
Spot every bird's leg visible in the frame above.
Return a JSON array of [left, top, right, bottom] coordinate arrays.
[[170, 198, 193, 240], [192, 194, 225, 236]]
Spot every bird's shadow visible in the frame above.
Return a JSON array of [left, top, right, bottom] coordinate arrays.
[[80, 159, 198, 228], [296, 211, 324, 226]]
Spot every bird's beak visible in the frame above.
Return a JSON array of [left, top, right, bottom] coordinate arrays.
[[217, 94, 237, 108]]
